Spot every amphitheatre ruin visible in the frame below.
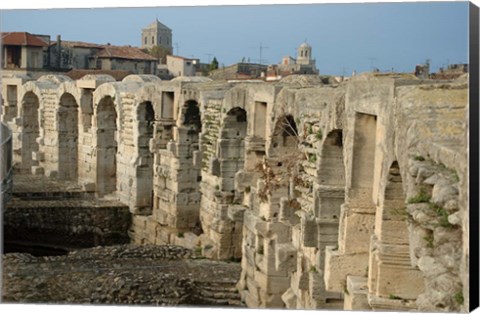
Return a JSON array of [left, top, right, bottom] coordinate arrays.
[[0, 68, 471, 312]]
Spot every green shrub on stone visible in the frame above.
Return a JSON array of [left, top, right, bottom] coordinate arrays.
[[454, 291, 464, 305], [408, 189, 430, 204]]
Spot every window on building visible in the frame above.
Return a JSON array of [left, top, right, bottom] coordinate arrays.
[[152, 36, 154, 44], [159, 37, 162, 44], [144, 37, 147, 45]]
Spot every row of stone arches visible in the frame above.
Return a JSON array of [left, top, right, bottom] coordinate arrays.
[[16, 86, 164, 213]]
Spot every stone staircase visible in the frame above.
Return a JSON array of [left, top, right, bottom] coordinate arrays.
[[196, 281, 244, 306]]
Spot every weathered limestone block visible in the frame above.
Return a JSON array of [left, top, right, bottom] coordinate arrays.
[[227, 205, 246, 223], [431, 179, 458, 208], [254, 270, 290, 294], [377, 219, 410, 245], [344, 276, 370, 310], [317, 219, 340, 243], [281, 288, 297, 309], [407, 203, 437, 227], [301, 215, 317, 248], [31, 166, 44, 175], [324, 246, 369, 293], [275, 243, 297, 273], [339, 210, 375, 254], [369, 295, 417, 311], [374, 261, 424, 299], [347, 188, 377, 214], [407, 222, 431, 267], [32, 151, 45, 162]]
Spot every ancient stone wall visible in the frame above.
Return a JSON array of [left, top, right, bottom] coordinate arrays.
[[1, 73, 469, 311]]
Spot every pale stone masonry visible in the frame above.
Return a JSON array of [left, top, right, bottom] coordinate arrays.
[[1, 72, 469, 312]]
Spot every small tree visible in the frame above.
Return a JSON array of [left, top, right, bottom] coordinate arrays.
[[148, 45, 172, 64], [210, 57, 219, 71]]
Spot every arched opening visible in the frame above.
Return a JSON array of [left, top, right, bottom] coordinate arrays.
[[21, 92, 40, 174], [58, 93, 79, 181], [351, 113, 377, 206], [318, 129, 345, 218], [183, 100, 201, 157], [308, 129, 346, 305], [183, 100, 201, 132], [271, 115, 298, 156], [137, 101, 155, 210], [218, 107, 247, 186], [378, 161, 408, 243], [368, 161, 424, 303], [96, 96, 117, 196], [222, 107, 247, 137]]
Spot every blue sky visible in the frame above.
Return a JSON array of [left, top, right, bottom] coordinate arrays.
[[0, 1, 469, 76]]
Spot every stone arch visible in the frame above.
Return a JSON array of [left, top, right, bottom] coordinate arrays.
[[376, 160, 408, 244], [222, 107, 247, 138], [135, 100, 155, 211], [20, 91, 40, 174], [96, 96, 118, 196], [350, 112, 377, 206], [271, 114, 298, 156], [217, 106, 248, 186], [367, 160, 424, 305], [57, 93, 79, 181], [183, 99, 201, 132], [317, 129, 345, 218]]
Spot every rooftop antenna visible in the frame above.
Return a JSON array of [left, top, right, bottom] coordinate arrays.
[[174, 42, 180, 56], [250, 42, 269, 65], [205, 53, 213, 64], [367, 57, 377, 72]]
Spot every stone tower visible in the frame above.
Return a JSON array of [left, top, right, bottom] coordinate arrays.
[[141, 18, 173, 52], [296, 42, 313, 65]]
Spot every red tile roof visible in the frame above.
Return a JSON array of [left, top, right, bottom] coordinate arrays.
[[1, 32, 48, 47], [50, 40, 103, 49], [95, 45, 158, 61]]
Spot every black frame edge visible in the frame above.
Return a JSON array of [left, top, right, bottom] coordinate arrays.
[[470, 1, 480, 312]]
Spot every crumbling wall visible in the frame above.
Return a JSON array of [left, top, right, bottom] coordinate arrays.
[[1, 73, 469, 312], [278, 86, 346, 310], [394, 81, 468, 312]]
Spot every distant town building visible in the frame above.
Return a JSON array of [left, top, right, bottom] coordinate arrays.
[[414, 61, 430, 79], [165, 55, 198, 77], [209, 63, 268, 80], [48, 37, 103, 69], [91, 45, 158, 75], [265, 42, 319, 81], [1, 32, 48, 69], [430, 63, 468, 80], [2, 32, 158, 76], [141, 19, 173, 52]]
